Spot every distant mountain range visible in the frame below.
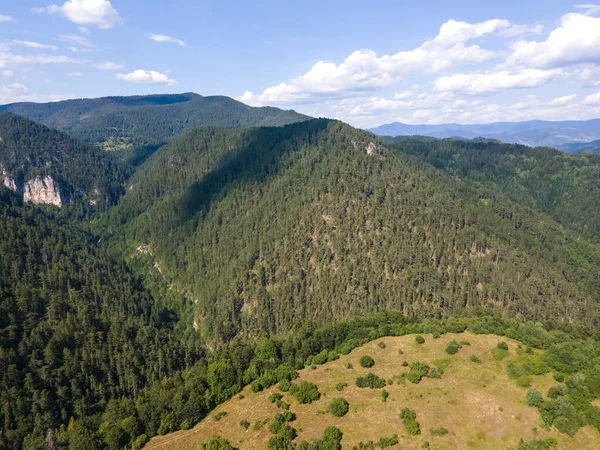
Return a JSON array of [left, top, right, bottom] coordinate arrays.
[[0, 92, 309, 149], [369, 119, 600, 152]]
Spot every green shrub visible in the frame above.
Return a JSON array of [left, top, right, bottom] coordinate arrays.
[[279, 379, 292, 392], [335, 381, 348, 391], [299, 426, 343, 450], [526, 389, 543, 407], [329, 397, 350, 417], [516, 375, 533, 388], [201, 436, 235, 450], [240, 420, 250, 430], [378, 341, 386, 349], [445, 340, 461, 355], [415, 336, 425, 344], [381, 390, 389, 402], [470, 355, 481, 363], [293, 381, 321, 404], [253, 418, 269, 430], [498, 341, 509, 351], [491, 347, 509, 361], [346, 362, 353, 369], [377, 434, 398, 447], [269, 393, 284, 403], [430, 427, 449, 436], [427, 368, 444, 379], [356, 373, 386, 388], [360, 355, 375, 368], [516, 437, 557, 450], [213, 411, 227, 422], [400, 408, 420, 435]]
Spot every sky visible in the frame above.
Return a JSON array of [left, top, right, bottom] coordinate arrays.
[[1, 1, 600, 127]]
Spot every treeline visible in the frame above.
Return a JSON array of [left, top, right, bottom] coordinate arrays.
[[103, 119, 600, 342]]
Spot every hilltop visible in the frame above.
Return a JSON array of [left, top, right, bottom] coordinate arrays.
[[103, 119, 600, 342], [145, 332, 600, 450], [0, 93, 310, 152]]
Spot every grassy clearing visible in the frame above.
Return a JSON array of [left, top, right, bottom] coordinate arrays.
[[144, 333, 600, 450]]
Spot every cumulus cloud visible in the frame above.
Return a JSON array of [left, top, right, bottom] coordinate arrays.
[[12, 40, 58, 51], [551, 94, 576, 105], [584, 92, 600, 105], [94, 61, 123, 70], [0, 83, 67, 104], [115, 69, 177, 85], [0, 15, 16, 22], [149, 34, 187, 47], [507, 13, 600, 68], [240, 18, 509, 105], [433, 69, 564, 94], [36, 0, 123, 29]]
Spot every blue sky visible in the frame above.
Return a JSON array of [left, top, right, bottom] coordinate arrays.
[[1, 1, 600, 127]]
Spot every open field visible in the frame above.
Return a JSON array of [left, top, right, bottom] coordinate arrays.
[[145, 333, 600, 449]]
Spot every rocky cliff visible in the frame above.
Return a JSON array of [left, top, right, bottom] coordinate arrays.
[[2, 175, 67, 207]]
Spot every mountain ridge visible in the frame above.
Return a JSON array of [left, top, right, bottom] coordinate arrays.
[[369, 118, 600, 150]]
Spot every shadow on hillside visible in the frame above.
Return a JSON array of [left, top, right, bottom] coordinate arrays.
[[173, 118, 332, 226]]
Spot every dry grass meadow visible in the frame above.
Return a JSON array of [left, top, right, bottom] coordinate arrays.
[[144, 332, 600, 449]]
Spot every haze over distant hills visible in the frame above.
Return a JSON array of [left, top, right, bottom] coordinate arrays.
[[369, 119, 600, 151]]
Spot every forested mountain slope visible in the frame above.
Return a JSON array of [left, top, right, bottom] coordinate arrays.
[[0, 94, 309, 150], [387, 138, 600, 242], [0, 189, 202, 449], [103, 119, 600, 342], [0, 113, 128, 209]]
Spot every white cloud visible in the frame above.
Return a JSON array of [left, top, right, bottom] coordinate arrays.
[[94, 61, 123, 70], [149, 33, 187, 47], [575, 4, 600, 15], [115, 69, 177, 85], [0, 83, 67, 104], [12, 40, 58, 51], [497, 23, 543, 37], [578, 67, 600, 86], [78, 26, 90, 33], [584, 92, 600, 105], [0, 15, 15, 22], [67, 71, 83, 77], [433, 69, 564, 95], [38, 0, 123, 29], [551, 94, 576, 105], [394, 90, 415, 100], [1, 70, 12, 78], [507, 13, 600, 68], [0, 52, 83, 69], [240, 18, 509, 105], [59, 34, 93, 48]]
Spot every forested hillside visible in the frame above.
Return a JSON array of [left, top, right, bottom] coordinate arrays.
[[387, 138, 600, 241], [103, 119, 600, 343], [0, 189, 203, 449], [0, 113, 128, 210], [0, 94, 309, 151]]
